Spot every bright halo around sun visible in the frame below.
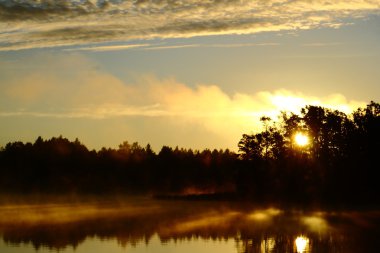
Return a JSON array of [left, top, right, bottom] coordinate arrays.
[[294, 132, 309, 147]]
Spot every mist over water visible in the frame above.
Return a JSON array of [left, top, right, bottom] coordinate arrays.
[[0, 196, 379, 253]]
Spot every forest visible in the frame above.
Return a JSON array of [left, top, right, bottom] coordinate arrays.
[[0, 101, 379, 207]]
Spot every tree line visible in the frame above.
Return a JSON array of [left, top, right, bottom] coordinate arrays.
[[0, 136, 238, 196], [0, 101, 379, 206]]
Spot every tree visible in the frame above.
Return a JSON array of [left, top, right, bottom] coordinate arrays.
[[238, 117, 285, 161]]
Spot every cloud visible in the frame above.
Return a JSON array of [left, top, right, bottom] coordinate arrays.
[[64, 42, 279, 52], [0, 54, 366, 146], [302, 42, 342, 47], [205, 43, 280, 48], [64, 43, 150, 52], [0, 0, 379, 51], [143, 42, 280, 51], [143, 44, 201, 50]]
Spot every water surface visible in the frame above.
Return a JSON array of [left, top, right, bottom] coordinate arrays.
[[0, 197, 379, 253]]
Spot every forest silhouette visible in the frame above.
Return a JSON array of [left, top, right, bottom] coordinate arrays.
[[0, 101, 379, 207]]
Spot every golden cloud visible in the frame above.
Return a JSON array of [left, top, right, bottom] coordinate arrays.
[[0, 54, 366, 147]]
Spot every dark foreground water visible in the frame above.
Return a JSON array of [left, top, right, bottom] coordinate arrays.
[[0, 197, 379, 253]]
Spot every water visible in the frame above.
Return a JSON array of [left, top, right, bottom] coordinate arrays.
[[0, 197, 379, 253]]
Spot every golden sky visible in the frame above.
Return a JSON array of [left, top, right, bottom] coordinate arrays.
[[0, 0, 379, 150]]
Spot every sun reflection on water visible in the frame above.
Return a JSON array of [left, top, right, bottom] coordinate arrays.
[[295, 236, 310, 253]]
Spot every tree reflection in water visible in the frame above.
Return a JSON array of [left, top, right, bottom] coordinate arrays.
[[0, 198, 379, 253]]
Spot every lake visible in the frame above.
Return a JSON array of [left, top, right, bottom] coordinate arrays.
[[0, 197, 379, 253]]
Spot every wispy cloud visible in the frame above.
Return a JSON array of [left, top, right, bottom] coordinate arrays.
[[205, 43, 280, 48], [65, 43, 150, 52], [302, 42, 342, 47], [0, 0, 379, 51], [143, 44, 201, 50], [142, 42, 280, 50], [0, 104, 169, 119]]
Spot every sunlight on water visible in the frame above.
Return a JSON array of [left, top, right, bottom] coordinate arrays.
[[295, 236, 310, 253], [260, 237, 275, 252], [247, 208, 281, 221], [302, 215, 328, 232], [0, 199, 378, 253], [0, 235, 236, 253]]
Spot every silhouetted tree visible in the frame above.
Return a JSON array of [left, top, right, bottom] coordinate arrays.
[[0, 102, 378, 206]]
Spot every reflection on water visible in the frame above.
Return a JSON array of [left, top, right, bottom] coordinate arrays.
[[295, 236, 309, 253], [0, 197, 379, 253], [261, 237, 275, 252]]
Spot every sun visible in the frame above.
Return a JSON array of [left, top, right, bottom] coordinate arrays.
[[294, 132, 309, 147]]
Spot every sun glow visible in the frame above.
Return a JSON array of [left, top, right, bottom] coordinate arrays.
[[294, 132, 309, 147]]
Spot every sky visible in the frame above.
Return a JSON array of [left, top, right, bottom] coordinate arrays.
[[1, 0, 380, 151]]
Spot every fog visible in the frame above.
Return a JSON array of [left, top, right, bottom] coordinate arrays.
[[0, 195, 379, 252]]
